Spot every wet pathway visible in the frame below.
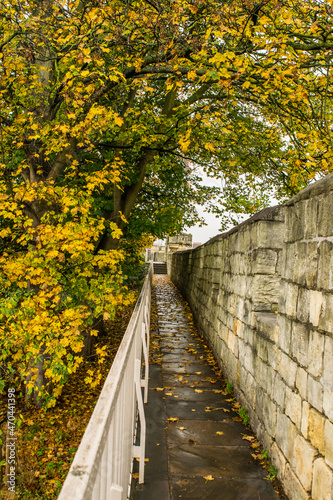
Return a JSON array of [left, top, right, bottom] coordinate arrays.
[[131, 276, 280, 500]]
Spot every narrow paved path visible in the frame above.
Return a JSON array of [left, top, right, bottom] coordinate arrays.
[[131, 276, 280, 500]]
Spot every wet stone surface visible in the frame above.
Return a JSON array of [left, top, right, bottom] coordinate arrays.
[[130, 276, 280, 500]]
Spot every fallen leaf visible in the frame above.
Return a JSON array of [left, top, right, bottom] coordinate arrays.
[[195, 389, 203, 393], [232, 416, 242, 422], [216, 431, 224, 435], [188, 439, 196, 445], [165, 392, 173, 396], [176, 426, 187, 431], [204, 475, 214, 481], [242, 435, 255, 442], [168, 417, 179, 422], [155, 387, 164, 391], [195, 372, 202, 375], [132, 473, 139, 479]]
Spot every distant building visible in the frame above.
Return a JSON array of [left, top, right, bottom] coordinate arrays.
[[146, 233, 195, 261]]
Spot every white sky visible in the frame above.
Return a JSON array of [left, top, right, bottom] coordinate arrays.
[[188, 205, 223, 244]]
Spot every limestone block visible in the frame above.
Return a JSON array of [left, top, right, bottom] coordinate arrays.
[[242, 325, 254, 346], [251, 274, 280, 312], [302, 401, 311, 439], [296, 366, 308, 401], [296, 287, 310, 323], [243, 227, 251, 251], [242, 298, 252, 325], [308, 330, 325, 378], [256, 387, 277, 437], [276, 410, 297, 462], [274, 373, 286, 409], [254, 334, 269, 363], [255, 359, 274, 397], [317, 240, 333, 291], [325, 419, 333, 469], [318, 191, 333, 237], [235, 296, 245, 323], [285, 387, 302, 427], [305, 197, 319, 239], [293, 241, 318, 288], [308, 376, 323, 413], [239, 367, 256, 409], [278, 352, 297, 388], [287, 200, 307, 242], [270, 442, 286, 480], [257, 220, 285, 249], [293, 434, 318, 492], [309, 291, 323, 327], [234, 274, 247, 297], [227, 330, 238, 356], [252, 248, 278, 275], [281, 243, 297, 281], [278, 314, 292, 354], [308, 408, 326, 455], [323, 388, 333, 422], [312, 458, 333, 500], [318, 293, 333, 334], [284, 282, 299, 318], [239, 253, 250, 275], [323, 336, 333, 392], [284, 464, 310, 500], [254, 312, 279, 343], [291, 322, 309, 368], [209, 268, 220, 285]]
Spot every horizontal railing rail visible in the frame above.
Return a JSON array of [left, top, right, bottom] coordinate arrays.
[[58, 262, 153, 500]]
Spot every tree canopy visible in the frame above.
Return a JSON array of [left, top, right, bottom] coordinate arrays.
[[1, 0, 333, 405]]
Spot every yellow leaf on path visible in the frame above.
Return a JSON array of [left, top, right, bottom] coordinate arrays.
[[216, 431, 224, 435], [155, 387, 164, 391], [168, 417, 179, 422], [204, 475, 214, 481], [132, 473, 139, 479], [177, 426, 187, 430], [242, 435, 255, 442], [195, 389, 203, 393]]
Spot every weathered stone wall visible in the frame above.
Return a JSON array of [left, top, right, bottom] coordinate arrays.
[[169, 173, 333, 500]]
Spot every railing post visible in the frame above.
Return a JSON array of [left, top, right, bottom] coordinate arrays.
[[133, 358, 146, 484]]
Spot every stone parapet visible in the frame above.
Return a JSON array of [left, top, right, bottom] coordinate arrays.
[[169, 172, 333, 500]]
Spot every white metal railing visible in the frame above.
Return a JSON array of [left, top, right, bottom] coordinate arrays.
[[58, 262, 153, 500]]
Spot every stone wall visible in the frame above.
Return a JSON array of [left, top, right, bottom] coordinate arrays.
[[169, 173, 333, 500]]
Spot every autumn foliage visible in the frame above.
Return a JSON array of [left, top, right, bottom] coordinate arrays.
[[1, 0, 333, 406]]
